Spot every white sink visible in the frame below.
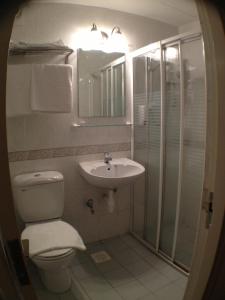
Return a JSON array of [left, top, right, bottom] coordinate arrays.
[[79, 158, 145, 189]]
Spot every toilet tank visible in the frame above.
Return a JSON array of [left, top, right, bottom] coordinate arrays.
[[13, 171, 64, 223]]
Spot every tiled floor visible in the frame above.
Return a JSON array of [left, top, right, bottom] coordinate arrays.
[[138, 223, 195, 269], [29, 234, 188, 300]]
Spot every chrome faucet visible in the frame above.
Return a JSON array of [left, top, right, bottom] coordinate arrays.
[[104, 152, 112, 164]]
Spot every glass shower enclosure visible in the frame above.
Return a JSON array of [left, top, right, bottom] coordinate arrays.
[[131, 32, 206, 272]]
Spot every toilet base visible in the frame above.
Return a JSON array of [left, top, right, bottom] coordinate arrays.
[[39, 267, 72, 293]]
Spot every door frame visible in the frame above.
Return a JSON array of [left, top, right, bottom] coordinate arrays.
[[202, 5, 225, 298], [0, 240, 20, 300], [0, 2, 37, 300], [184, 1, 225, 300]]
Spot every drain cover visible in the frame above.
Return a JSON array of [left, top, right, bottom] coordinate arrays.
[[91, 251, 112, 264]]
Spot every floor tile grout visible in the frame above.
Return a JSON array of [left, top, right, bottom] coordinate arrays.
[[30, 234, 187, 300]]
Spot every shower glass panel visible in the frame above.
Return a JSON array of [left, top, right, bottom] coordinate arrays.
[[159, 44, 181, 257], [101, 68, 112, 116], [102, 70, 108, 116], [132, 33, 205, 272], [132, 55, 148, 238], [113, 63, 125, 116], [174, 38, 206, 268], [107, 69, 112, 116], [145, 49, 161, 248]]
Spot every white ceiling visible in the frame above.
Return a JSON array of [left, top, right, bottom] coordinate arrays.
[[34, 0, 199, 27]]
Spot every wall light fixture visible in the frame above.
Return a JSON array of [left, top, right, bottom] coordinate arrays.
[[73, 24, 128, 53]]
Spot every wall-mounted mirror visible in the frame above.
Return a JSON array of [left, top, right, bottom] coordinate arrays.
[[78, 49, 126, 118]]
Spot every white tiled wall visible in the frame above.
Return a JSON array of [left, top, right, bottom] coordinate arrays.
[[10, 151, 131, 243], [8, 3, 178, 242], [178, 21, 201, 34], [13, 3, 177, 53], [7, 115, 131, 152], [132, 174, 146, 236], [8, 2, 177, 153]]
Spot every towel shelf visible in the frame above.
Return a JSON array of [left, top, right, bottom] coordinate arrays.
[[9, 47, 74, 64]]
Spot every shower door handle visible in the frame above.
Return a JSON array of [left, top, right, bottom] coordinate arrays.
[[202, 188, 214, 229]]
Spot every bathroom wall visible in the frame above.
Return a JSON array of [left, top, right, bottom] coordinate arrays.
[[178, 20, 201, 34], [7, 2, 178, 243], [10, 152, 132, 242]]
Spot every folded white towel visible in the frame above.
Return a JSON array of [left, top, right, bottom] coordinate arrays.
[[22, 220, 86, 258], [10, 40, 66, 50], [6, 64, 32, 117], [31, 64, 73, 113]]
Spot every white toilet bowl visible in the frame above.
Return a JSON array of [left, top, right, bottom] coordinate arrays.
[[21, 219, 85, 293], [13, 171, 86, 293], [32, 248, 75, 293]]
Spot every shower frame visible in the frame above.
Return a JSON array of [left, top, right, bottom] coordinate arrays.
[[130, 30, 205, 273]]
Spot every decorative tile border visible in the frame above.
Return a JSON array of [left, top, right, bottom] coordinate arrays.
[[8, 143, 131, 162]]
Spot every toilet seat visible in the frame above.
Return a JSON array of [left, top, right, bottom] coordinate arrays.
[[37, 248, 74, 259], [21, 219, 85, 258]]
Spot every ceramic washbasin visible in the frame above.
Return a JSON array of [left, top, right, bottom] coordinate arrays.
[[79, 158, 145, 189]]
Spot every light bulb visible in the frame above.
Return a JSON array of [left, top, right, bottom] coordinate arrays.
[[166, 47, 178, 60], [104, 26, 128, 53], [77, 24, 105, 51]]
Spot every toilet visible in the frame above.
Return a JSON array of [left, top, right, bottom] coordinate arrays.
[[13, 171, 86, 293]]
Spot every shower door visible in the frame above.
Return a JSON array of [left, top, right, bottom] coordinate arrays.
[[132, 33, 206, 271], [159, 43, 181, 258], [132, 43, 162, 243], [132, 53, 149, 237], [173, 37, 206, 269], [145, 48, 162, 249]]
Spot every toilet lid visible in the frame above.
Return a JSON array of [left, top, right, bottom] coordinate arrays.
[[21, 220, 86, 258]]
